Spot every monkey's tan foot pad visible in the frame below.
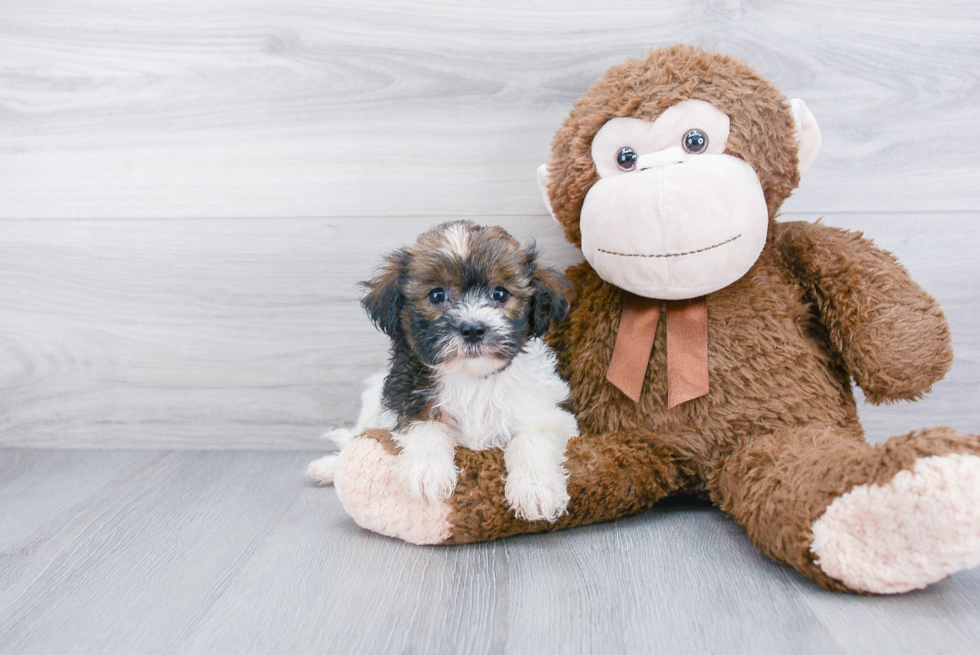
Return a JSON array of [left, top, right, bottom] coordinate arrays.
[[811, 454, 980, 593], [333, 437, 452, 545]]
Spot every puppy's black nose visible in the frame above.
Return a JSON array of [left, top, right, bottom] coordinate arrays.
[[460, 322, 487, 344]]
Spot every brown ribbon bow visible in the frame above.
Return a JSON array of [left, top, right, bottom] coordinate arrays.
[[605, 293, 709, 408]]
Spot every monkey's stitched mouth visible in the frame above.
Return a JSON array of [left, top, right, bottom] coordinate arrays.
[[597, 234, 741, 259]]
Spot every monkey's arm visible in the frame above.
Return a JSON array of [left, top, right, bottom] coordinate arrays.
[[775, 220, 952, 403], [331, 428, 683, 545]]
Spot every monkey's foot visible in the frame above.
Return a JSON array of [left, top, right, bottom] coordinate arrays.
[[811, 454, 980, 593], [333, 437, 452, 545]]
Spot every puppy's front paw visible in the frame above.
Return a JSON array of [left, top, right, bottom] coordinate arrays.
[[395, 452, 459, 502], [505, 467, 570, 523]]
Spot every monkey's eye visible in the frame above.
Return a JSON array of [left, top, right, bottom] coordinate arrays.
[[491, 287, 510, 304], [682, 129, 708, 154], [616, 147, 637, 171], [427, 288, 447, 305]]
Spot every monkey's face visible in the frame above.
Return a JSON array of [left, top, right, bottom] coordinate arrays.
[[580, 99, 769, 300], [538, 46, 821, 301]]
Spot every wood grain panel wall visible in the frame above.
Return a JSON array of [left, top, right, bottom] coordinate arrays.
[[1, 0, 978, 448]]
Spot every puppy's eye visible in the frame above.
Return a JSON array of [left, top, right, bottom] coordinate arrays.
[[616, 147, 637, 171], [427, 288, 447, 305], [491, 287, 510, 304], [682, 129, 708, 154]]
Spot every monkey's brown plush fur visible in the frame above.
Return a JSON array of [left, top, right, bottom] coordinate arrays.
[[331, 45, 980, 593]]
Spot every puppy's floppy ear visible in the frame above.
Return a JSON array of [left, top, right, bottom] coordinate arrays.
[[359, 248, 410, 338], [524, 243, 572, 338]]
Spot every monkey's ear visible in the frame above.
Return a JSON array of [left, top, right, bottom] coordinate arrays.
[[790, 98, 821, 177], [359, 248, 410, 338], [528, 255, 572, 338], [537, 164, 559, 224]]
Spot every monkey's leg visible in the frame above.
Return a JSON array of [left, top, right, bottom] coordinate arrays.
[[332, 429, 686, 545], [710, 426, 980, 593]]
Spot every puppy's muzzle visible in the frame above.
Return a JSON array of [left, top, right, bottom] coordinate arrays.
[[459, 321, 488, 344]]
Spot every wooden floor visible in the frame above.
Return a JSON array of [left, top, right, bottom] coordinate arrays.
[[2, 1, 980, 653], [1, 449, 978, 655]]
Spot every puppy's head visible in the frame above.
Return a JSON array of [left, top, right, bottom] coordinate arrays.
[[361, 221, 570, 377]]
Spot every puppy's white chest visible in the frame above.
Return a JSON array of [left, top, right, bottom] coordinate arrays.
[[433, 339, 570, 451], [439, 381, 513, 451]]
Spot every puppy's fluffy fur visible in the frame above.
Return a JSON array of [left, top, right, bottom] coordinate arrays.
[[308, 221, 578, 522]]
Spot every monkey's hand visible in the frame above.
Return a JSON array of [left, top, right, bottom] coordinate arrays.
[[776, 220, 952, 403]]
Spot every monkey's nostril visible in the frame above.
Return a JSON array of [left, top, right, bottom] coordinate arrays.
[[460, 322, 488, 343]]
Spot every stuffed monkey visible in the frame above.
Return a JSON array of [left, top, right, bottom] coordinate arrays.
[[331, 45, 980, 593]]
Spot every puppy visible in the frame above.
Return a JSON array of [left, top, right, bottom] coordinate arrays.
[[308, 220, 578, 522]]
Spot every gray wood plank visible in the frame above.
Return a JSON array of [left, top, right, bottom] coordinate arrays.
[[181, 495, 843, 655], [0, 449, 314, 655], [1, 213, 977, 449], [490, 506, 842, 654], [0, 449, 153, 549], [1, 450, 979, 655], [1, 1, 978, 219], [803, 567, 980, 655]]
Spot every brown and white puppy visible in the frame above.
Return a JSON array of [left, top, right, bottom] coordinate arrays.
[[308, 221, 578, 522]]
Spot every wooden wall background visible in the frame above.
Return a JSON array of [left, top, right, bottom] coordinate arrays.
[[1, 0, 978, 449]]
